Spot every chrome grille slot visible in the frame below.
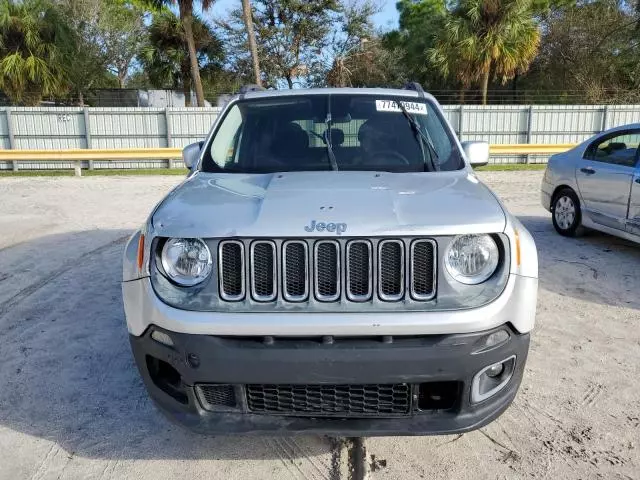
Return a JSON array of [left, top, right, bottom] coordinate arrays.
[[346, 241, 372, 301], [314, 241, 340, 301], [250, 241, 276, 301], [378, 240, 404, 301], [283, 241, 308, 301], [219, 241, 245, 301], [411, 240, 436, 300]]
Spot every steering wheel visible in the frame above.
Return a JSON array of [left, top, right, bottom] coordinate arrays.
[[368, 150, 410, 166]]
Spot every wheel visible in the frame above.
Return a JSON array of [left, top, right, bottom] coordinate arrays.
[[551, 188, 584, 237]]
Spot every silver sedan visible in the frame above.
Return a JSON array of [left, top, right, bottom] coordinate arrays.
[[541, 123, 640, 243]]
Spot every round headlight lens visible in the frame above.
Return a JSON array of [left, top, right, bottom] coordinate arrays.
[[445, 234, 499, 285], [161, 238, 212, 286]]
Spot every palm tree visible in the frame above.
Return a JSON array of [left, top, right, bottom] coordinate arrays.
[[0, 0, 72, 105], [149, 0, 215, 106], [241, 0, 261, 85], [430, 0, 540, 104], [142, 11, 223, 106]]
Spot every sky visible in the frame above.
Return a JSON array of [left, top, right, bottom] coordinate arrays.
[[207, 0, 400, 31]]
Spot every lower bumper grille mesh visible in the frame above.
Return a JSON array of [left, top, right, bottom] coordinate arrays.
[[196, 384, 237, 410], [246, 383, 411, 417]]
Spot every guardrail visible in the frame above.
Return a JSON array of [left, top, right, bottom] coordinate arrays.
[[0, 144, 576, 176]]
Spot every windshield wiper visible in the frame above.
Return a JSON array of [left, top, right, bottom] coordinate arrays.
[[324, 111, 339, 171], [395, 100, 440, 172]]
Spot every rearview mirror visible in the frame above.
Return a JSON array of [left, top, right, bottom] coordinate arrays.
[[461, 141, 490, 167], [182, 142, 202, 170]]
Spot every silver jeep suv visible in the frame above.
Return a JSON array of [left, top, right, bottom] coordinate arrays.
[[122, 85, 538, 436]]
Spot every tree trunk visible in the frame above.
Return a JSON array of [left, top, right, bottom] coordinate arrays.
[[459, 86, 466, 104], [78, 90, 84, 107], [481, 69, 490, 105], [285, 75, 293, 89], [179, 1, 205, 107], [181, 62, 192, 107], [242, 0, 261, 86]]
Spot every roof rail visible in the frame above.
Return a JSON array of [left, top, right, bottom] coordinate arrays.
[[239, 84, 266, 95], [404, 82, 425, 97]]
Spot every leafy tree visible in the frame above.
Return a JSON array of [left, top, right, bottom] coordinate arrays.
[[326, 37, 408, 87], [56, 0, 141, 104], [141, 10, 224, 105], [99, 0, 147, 88], [430, 0, 541, 104], [148, 0, 215, 106], [220, 0, 341, 88], [0, 0, 73, 105], [521, 0, 640, 103], [382, 0, 448, 90]]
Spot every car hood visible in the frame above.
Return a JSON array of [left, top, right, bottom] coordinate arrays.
[[151, 171, 506, 238]]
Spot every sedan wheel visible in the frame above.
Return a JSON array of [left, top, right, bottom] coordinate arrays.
[[555, 196, 576, 230], [552, 188, 583, 237]]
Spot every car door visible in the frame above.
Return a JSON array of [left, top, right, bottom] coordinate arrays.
[[628, 161, 640, 236], [576, 130, 640, 231]]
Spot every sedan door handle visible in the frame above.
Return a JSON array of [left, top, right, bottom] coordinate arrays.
[[580, 167, 596, 175]]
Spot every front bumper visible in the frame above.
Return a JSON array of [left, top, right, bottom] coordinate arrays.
[[130, 324, 530, 436], [123, 274, 537, 337]]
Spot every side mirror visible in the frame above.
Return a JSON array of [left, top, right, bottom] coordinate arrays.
[[461, 141, 490, 167], [182, 142, 203, 170]]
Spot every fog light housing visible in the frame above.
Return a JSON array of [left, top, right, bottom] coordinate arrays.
[[471, 355, 516, 404], [473, 329, 510, 354], [151, 330, 174, 347]]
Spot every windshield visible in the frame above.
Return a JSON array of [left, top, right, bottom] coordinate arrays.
[[201, 94, 463, 173]]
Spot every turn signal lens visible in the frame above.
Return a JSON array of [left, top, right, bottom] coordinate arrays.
[[137, 234, 145, 270]]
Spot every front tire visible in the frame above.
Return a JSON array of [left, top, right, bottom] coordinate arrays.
[[552, 188, 584, 237]]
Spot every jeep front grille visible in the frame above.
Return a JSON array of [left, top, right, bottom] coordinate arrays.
[[218, 238, 436, 303]]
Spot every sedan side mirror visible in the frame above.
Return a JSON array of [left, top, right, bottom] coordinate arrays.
[[461, 141, 490, 167], [182, 142, 203, 170]]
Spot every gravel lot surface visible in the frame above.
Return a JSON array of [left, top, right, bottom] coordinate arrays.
[[0, 171, 638, 480]]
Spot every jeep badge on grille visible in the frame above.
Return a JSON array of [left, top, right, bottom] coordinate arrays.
[[304, 220, 347, 235]]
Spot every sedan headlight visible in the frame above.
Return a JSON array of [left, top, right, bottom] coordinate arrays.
[[160, 238, 212, 286], [444, 234, 499, 285]]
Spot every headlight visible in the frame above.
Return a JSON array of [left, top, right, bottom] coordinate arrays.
[[444, 234, 499, 285], [160, 238, 212, 286]]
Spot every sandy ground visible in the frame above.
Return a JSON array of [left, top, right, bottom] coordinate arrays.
[[0, 171, 638, 480]]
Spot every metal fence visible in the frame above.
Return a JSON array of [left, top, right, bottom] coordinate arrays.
[[1, 104, 639, 170]]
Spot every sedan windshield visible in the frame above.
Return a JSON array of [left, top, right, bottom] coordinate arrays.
[[202, 94, 463, 173]]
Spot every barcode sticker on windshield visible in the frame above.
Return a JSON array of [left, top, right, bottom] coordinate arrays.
[[376, 100, 427, 115]]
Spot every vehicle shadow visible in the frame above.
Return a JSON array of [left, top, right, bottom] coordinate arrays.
[[0, 230, 331, 462], [518, 215, 640, 310]]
